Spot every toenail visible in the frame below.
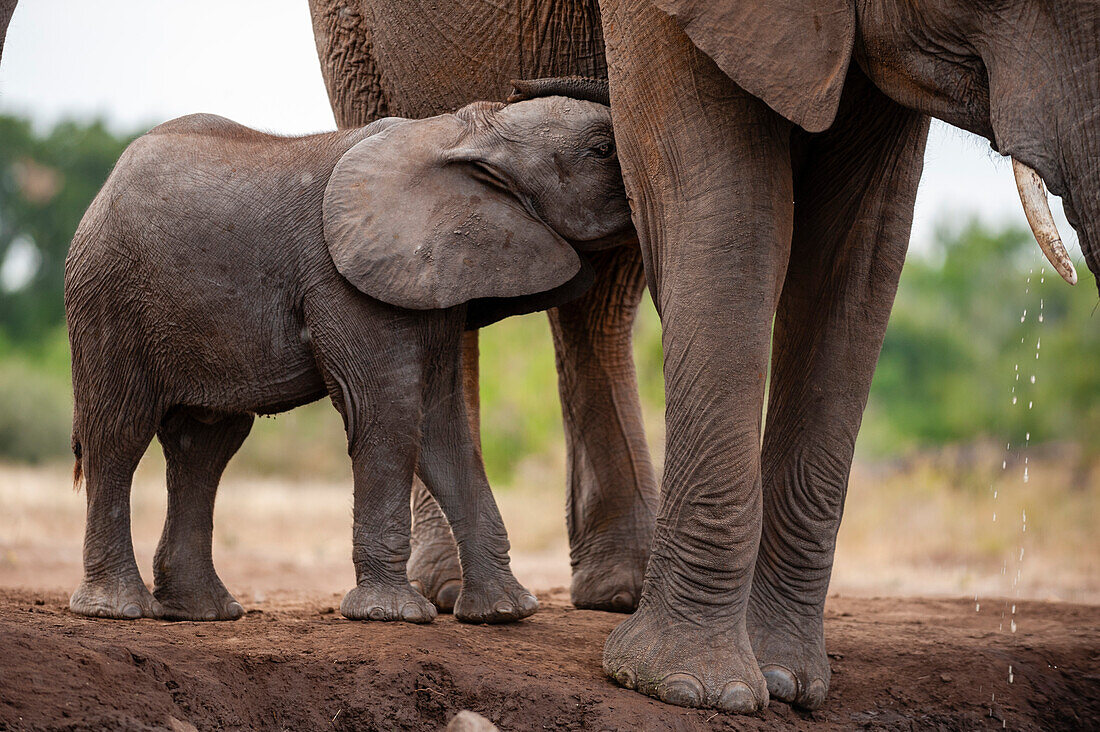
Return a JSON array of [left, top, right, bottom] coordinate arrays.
[[227, 602, 244, 618], [436, 580, 461, 610], [368, 606, 386, 620], [122, 603, 142, 619], [657, 673, 704, 708], [400, 603, 424, 622], [762, 665, 798, 703], [718, 681, 758, 713], [800, 679, 828, 710], [613, 667, 636, 690], [520, 594, 539, 612], [610, 591, 634, 611], [494, 602, 515, 616]]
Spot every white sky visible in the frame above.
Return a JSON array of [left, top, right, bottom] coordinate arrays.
[[0, 0, 1078, 258]]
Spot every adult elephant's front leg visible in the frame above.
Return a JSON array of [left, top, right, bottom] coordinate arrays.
[[547, 245, 656, 612], [601, 0, 793, 712], [749, 74, 930, 710]]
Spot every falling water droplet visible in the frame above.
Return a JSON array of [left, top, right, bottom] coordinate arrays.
[[1011, 619, 1017, 633], [1030, 375, 1036, 384], [1008, 665, 1014, 683], [1026, 432, 1031, 441], [1028, 401, 1033, 409], [1039, 313, 1044, 322], [1012, 396, 1018, 405], [1023, 467, 1029, 483]]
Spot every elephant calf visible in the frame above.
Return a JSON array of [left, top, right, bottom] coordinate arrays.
[[64, 93, 631, 624]]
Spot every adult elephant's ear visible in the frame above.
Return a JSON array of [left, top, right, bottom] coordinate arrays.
[[323, 115, 581, 310], [653, 0, 855, 133]]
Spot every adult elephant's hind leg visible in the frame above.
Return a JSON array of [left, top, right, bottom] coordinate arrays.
[[749, 74, 929, 710], [153, 411, 253, 621], [548, 245, 657, 612], [601, 0, 793, 712]]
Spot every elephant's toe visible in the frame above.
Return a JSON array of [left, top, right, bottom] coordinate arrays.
[[657, 673, 705, 708]]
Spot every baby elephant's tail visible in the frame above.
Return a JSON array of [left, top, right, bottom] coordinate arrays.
[[72, 435, 83, 491]]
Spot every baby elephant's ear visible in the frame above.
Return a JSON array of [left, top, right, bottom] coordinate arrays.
[[323, 115, 581, 310]]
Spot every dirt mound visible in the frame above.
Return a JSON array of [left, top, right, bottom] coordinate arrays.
[[0, 589, 1097, 730]]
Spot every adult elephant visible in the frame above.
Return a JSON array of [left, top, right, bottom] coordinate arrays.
[[308, 1, 659, 616], [0, 0, 16, 63], [309, 0, 1099, 713]]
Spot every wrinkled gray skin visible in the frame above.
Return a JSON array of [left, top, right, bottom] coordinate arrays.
[[0, 0, 16, 65], [309, 0, 1100, 713], [64, 96, 630, 625]]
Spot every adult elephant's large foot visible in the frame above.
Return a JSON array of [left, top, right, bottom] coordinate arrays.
[[454, 574, 539, 624], [602, 603, 769, 713], [341, 582, 438, 623], [570, 547, 646, 612], [407, 533, 462, 613], [408, 482, 463, 613], [153, 571, 245, 621], [70, 572, 164, 619], [747, 598, 830, 710]]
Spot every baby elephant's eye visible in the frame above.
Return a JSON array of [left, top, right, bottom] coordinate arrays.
[[591, 140, 615, 158]]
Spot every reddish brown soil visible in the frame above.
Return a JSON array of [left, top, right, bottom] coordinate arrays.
[[0, 589, 1097, 731]]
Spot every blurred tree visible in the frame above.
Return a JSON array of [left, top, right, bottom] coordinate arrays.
[[0, 115, 137, 343], [861, 219, 1100, 456]]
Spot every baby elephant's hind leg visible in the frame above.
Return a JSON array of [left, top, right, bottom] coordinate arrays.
[[70, 405, 163, 619], [153, 411, 252, 621], [416, 353, 538, 624]]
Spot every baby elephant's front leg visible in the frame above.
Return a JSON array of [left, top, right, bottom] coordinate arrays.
[[336, 385, 437, 624], [417, 363, 538, 624]]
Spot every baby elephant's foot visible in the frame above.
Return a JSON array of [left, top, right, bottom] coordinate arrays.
[[70, 572, 163, 619], [341, 583, 438, 623], [454, 575, 539, 624], [154, 574, 244, 621]]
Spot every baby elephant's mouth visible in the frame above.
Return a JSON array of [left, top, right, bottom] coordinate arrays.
[[571, 225, 637, 252]]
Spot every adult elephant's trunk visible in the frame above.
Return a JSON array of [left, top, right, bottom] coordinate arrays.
[[1012, 160, 1078, 285], [509, 76, 610, 106]]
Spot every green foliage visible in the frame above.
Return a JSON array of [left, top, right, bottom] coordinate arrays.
[[0, 329, 72, 463], [860, 219, 1100, 456], [0, 115, 138, 341]]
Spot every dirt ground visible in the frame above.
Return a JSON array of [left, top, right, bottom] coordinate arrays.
[[0, 588, 1097, 731], [2, 462, 1099, 730]]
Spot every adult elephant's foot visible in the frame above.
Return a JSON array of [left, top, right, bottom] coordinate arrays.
[[455, 573, 539, 624], [570, 545, 646, 612], [70, 571, 163, 619], [408, 486, 463, 613], [747, 596, 830, 710], [341, 582, 438, 623], [153, 570, 245, 621], [603, 602, 769, 713], [407, 537, 462, 613]]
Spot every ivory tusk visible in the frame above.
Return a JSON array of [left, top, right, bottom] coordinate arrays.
[[1012, 159, 1077, 285]]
